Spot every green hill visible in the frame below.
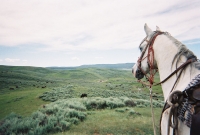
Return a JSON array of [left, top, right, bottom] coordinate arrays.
[[0, 65, 57, 92], [0, 65, 163, 135], [47, 63, 135, 70]]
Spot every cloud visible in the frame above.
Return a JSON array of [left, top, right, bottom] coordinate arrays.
[[0, 0, 199, 52], [71, 57, 80, 61], [5, 58, 20, 62], [95, 57, 103, 59], [0, 59, 3, 62], [176, 26, 200, 41], [22, 60, 28, 62]]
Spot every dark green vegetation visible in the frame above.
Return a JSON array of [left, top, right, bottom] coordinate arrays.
[[0, 65, 164, 135], [48, 63, 134, 70]]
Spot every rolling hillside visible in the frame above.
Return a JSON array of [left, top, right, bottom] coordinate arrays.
[[47, 63, 135, 70], [0, 65, 163, 135]]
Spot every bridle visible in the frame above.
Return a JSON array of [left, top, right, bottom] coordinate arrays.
[[136, 31, 165, 135], [137, 31, 164, 86]]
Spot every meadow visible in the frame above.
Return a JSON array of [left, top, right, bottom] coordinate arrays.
[[0, 65, 164, 135]]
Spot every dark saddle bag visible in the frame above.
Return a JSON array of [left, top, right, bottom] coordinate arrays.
[[190, 88, 200, 135]]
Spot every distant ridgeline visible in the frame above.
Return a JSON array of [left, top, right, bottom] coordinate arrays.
[[48, 63, 135, 70]]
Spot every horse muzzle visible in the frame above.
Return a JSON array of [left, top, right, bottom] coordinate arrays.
[[135, 69, 144, 80]]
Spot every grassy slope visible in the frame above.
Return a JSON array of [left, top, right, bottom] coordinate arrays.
[[65, 108, 162, 135], [0, 87, 50, 119], [0, 65, 163, 135], [0, 66, 55, 119]]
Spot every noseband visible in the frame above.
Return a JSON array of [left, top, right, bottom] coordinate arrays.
[[137, 31, 164, 85]]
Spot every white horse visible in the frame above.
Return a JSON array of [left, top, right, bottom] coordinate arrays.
[[132, 24, 200, 135]]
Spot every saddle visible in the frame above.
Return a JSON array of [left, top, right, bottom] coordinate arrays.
[[162, 74, 200, 135], [191, 102, 200, 135], [184, 87, 200, 135]]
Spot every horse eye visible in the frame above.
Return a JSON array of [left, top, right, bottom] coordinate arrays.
[[139, 47, 142, 51]]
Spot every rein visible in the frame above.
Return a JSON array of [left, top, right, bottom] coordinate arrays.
[[136, 31, 164, 135], [154, 58, 197, 86]]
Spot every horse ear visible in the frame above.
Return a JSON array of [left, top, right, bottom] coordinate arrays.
[[156, 26, 162, 32], [144, 23, 153, 36]]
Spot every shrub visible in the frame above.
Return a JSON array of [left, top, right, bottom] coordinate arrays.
[[128, 109, 136, 115], [0, 97, 164, 135], [39, 86, 76, 102], [60, 120, 71, 130], [122, 97, 136, 107], [106, 97, 125, 109], [84, 97, 107, 110], [83, 97, 127, 110], [0, 99, 87, 135], [67, 101, 87, 111], [115, 108, 126, 113]]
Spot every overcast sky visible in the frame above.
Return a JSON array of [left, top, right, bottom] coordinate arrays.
[[0, 0, 200, 67]]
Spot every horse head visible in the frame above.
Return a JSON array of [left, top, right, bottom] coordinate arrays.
[[132, 23, 161, 81]]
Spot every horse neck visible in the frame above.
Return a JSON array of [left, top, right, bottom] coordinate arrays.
[[153, 35, 198, 101]]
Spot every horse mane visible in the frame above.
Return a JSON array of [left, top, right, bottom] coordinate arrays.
[[164, 34, 197, 69]]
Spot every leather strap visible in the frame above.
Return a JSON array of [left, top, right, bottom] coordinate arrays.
[[154, 58, 197, 86]]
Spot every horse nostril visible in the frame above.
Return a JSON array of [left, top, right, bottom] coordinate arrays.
[[132, 69, 134, 74], [135, 69, 144, 80]]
